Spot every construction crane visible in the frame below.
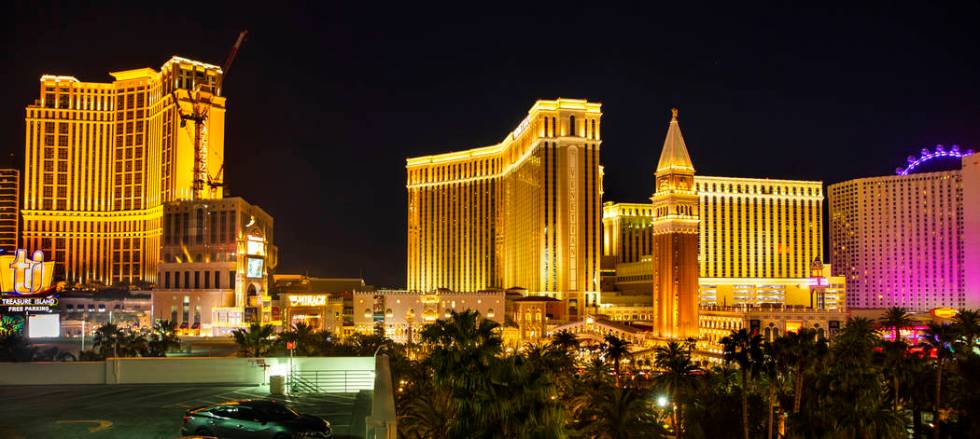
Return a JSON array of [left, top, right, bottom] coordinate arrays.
[[171, 30, 248, 199]]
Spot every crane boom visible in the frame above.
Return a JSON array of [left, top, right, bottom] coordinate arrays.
[[219, 30, 248, 95]]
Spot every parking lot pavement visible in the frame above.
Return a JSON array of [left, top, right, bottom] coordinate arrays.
[[0, 384, 365, 439]]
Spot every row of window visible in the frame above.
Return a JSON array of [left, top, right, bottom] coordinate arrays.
[[162, 270, 236, 290]]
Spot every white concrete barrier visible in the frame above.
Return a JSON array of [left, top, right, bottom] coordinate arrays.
[[104, 357, 264, 385], [0, 356, 374, 386], [0, 361, 105, 385]]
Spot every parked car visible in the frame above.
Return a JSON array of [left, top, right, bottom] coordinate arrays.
[[181, 399, 332, 438]]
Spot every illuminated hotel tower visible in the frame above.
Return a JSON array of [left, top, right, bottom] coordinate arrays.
[[406, 99, 602, 318], [651, 109, 699, 338], [830, 145, 977, 311], [22, 57, 226, 284]]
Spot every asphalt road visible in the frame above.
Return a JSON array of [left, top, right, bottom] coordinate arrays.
[[0, 384, 367, 438]]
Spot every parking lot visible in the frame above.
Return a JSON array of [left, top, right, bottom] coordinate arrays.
[[0, 384, 369, 438]]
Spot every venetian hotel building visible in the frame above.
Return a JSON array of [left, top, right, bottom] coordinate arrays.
[[22, 57, 226, 284], [604, 176, 829, 307], [406, 99, 602, 318]]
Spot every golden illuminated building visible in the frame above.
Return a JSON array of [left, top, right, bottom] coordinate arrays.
[[22, 57, 226, 285], [651, 109, 700, 339], [604, 176, 826, 307], [151, 197, 276, 335], [406, 98, 603, 318], [353, 290, 504, 343], [604, 178, 823, 277]]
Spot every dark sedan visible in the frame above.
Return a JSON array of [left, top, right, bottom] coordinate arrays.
[[181, 399, 332, 438]]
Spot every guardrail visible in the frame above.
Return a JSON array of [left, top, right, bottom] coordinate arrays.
[[289, 369, 375, 394]]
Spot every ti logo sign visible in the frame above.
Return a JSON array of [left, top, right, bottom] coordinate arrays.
[[1, 250, 55, 295]]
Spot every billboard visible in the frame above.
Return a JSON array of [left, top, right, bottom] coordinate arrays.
[[28, 314, 59, 338], [246, 257, 264, 279]]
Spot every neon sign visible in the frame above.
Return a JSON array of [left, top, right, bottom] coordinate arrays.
[[931, 308, 958, 319], [1, 250, 55, 295], [288, 295, 327, 307]]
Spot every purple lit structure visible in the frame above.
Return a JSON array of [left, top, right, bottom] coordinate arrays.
[[896, 144, 975, 176]]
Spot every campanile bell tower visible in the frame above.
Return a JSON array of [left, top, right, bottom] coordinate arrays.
[[652, 108, 700, 339]]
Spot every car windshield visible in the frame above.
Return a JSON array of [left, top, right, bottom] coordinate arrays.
[[251, 403, 300, 421]]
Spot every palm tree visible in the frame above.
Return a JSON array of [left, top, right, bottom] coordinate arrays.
[[877, 338, 909, 412], [148, 320, 180, 357], [953, 309, 980, 354], [551, 329, 580, 354], [231, 323, 276, 357], [921, 322, 958, 439], [654, 341, 697, 437], [120, 331, 149, 357], [603, 334, 632, 383], [575, 381, 663, 439], [0, 333, 36, 362], [760, 340, 782, 439], [419, 310, 502, 436], [93, 322, 125, 357], [879, 307, 914, 342], [280, 322, 319, 356], [720, 328, 763, 439], [491, 351, 567, 437], [776, 327, 828, 414]]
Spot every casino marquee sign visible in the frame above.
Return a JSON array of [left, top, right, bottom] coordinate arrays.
[[0, 249, 57, 312]]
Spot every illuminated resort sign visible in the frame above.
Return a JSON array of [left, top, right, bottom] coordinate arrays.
[[288, 295, 327, 307], [931, 308, 958, 319], [1, 250, 55, 295], [0, 250, 57, 312]]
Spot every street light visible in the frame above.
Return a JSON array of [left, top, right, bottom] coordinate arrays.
[[656, 395, 669, 408]]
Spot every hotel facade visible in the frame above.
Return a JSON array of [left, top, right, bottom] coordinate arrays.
[[151, 197, 276, 335], [603, 175, 829, 308], [21, 57, 226, 285], [406, 98, 603, 319], [829, 145, 979, 311]]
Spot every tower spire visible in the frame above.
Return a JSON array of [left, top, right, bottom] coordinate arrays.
[[651, 107, 699, 339], [656, 107, 694, 175]]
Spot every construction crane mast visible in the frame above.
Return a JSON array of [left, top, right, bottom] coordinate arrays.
[[171, 30, 248, 199]]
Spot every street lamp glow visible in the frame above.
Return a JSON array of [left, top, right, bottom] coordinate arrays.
[[656, 395, 669, 408]]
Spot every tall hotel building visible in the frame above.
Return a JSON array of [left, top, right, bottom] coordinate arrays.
[[406, 99, 602, 317], [22, 57, 226, 284], [830, 145, 978, 311], [604, 176, 829, 307], [0, 169, 19, 253]]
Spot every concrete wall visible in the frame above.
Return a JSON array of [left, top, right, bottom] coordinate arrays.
[[0, 361, 105, 385], [105, 357, 264, 385], [287, 356, 374, 372], [0, 356, 373, 386]]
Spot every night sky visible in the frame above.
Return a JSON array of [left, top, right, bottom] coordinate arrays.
[[3, 3, 979, 287]]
